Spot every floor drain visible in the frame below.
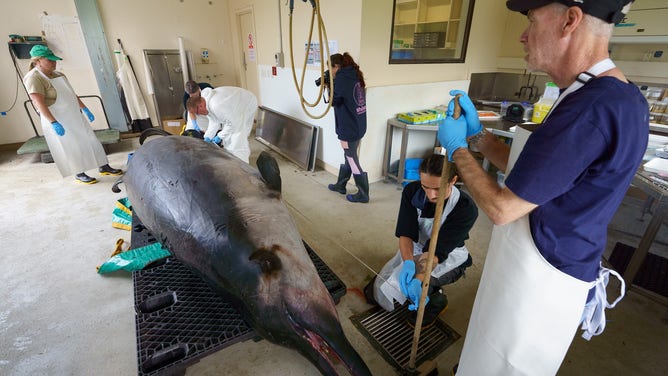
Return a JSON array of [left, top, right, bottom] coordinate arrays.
[[350, 304, 460, 372]]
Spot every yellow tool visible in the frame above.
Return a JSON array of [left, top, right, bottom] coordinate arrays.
[[111, 239, 125, 257]]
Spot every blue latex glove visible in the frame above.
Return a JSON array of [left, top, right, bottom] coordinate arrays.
[[51, 121, 65, 136], [190, 118, 201, 132], [399, 260, 416, 297], [212, 136, 222, 144], [204, 137, 212, 142], [449, 90, 482, 137], [438, 99, 469, 161], [407, 279, 429, 311], [81, 107, 95, 122]]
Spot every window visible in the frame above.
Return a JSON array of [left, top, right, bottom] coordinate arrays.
[[390, 0, 475, 64]]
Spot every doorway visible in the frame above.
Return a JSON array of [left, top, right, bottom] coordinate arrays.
[[143, 49, 186, 122], [237, 9, 260, 101]]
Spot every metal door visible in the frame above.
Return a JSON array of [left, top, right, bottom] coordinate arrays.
[[144, 49, 186, 121]]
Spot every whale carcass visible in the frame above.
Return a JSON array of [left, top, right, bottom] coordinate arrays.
[[118, 136, 370, 375]]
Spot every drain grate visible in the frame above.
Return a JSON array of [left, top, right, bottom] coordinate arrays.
[[350, 304, 460, 372], [131, 214, 347, 375]]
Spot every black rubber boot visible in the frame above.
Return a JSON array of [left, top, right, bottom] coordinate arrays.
[[346, 172, 369, 203], [328, 164, 352, 194], [406, 292, 448, 330], [99, 164, 123, 176], [75, 173, 98, 185], [363, 276, 378, 305]]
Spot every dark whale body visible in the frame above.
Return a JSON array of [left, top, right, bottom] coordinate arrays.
[[120, 136, 370, 375]]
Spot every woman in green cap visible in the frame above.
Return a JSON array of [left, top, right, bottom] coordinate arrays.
[[23, 44, 122, 184]]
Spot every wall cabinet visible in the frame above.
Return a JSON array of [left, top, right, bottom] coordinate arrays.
[[612, 0, 668, 43], [390, 0, 474, 63]]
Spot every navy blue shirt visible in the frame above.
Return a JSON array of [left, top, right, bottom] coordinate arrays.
[[332, 66, 367, 142], [505, 77, 649, 282], [395, 181, 478, 262]]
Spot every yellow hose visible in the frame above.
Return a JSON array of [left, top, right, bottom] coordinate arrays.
[[288, 0, 333, 119]]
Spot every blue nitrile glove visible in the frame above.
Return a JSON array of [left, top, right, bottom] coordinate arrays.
[[439, 100, 469, 161], [399, 260, 416, 297], [212, 136, 222, 144], [51, 121, 65, 136], [407, 279, 429, 311], [449, 90, 482, 137], [190, 118, 201, 132], [204, 137, 212, 142], [81, 107, 95, 122]]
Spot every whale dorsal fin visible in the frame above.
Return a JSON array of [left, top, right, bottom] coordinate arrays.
[[257, 151, 282, 193]]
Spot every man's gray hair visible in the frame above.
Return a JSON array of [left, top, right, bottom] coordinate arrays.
[[549, 2, 613, 38]]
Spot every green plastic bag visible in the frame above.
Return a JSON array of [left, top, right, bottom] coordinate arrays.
[[97, 242, 171, 274], [112, 197, 133, 230], [112, 207, 132, 230]]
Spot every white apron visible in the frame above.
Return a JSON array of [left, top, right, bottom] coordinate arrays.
[[39, 71, 107, 177], [457, 59, 625, 375], [374, 186, 470, 311]]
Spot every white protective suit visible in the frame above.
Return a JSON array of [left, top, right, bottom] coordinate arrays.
[[200, 87, 258, 163], [36, 70, 108, 177]]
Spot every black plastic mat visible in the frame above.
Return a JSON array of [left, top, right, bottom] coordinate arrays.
[[350, 304, 460, 372], [131, 214, 347, 375], [608, 242, 668, 298]]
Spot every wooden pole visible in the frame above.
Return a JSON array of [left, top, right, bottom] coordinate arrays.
[[408, 95, 461, 371]]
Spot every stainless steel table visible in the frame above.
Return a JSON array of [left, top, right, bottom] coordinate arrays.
[[382, 118, 439, 186], [624, 170, 668, 298], [382, 117, 519, 185]]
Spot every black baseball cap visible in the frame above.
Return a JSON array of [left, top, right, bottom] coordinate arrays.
[[506, 0, 634, 24]]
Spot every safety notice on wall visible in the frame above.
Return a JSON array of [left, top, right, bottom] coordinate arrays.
[[247, 33, 256, 62], [304, 41, 338, 65]]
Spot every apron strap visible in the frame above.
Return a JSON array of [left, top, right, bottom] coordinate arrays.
[[544, 58, 616, 121], [580, 263, 626, 340]]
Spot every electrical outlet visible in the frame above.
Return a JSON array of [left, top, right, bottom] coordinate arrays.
[[274, 52, 284, 68]]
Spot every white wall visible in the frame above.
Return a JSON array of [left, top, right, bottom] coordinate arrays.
[[0, 1, 96, 144], [231, 0, 512, 179], [0, 0, 239, 145], [96, 0, 238, 126]]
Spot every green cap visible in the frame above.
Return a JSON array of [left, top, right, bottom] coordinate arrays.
[[29, 45, 62, 61]]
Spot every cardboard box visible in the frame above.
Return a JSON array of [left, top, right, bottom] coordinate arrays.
[[162, 119, 185, 135]]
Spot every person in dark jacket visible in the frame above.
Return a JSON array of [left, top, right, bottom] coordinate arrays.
[[326, 53, 369, 203]]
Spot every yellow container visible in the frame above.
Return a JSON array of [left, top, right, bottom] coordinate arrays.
[[531, 101, 553, 124]]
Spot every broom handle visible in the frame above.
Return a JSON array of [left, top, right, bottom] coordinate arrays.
[[408, 94, 461, 370]]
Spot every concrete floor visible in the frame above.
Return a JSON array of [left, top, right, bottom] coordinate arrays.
[[1, 135, 667, 376]]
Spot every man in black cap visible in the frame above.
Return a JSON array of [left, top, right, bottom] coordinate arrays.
[[437, 1, 647, 375]]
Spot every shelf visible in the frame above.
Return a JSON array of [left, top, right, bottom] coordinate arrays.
[[390, 0, 471, 63], [8, 41, 46, 59]]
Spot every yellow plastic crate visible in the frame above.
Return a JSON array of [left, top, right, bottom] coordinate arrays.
[[397, 109, 444, 124]]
